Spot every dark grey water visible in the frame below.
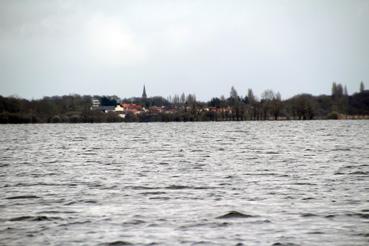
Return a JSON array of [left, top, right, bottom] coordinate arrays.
[[1, 121, 369, 246]]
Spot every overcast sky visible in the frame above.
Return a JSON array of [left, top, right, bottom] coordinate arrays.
[[0, 0, 368, 100]]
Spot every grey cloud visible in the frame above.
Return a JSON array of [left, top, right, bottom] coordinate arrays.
[[0, 0, 368, 100]]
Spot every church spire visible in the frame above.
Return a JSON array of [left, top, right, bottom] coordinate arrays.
[[142, 85, 147, 99]]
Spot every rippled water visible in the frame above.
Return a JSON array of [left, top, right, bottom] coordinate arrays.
[[1, 121, 369, 245]]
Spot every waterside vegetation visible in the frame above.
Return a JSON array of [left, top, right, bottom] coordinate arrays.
[[1, 82, 368, 123]]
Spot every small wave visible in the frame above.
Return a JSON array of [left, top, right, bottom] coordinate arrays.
[[334, 172, 344, 175], [265, 151, 280, 154], [64, 200, 97, 205], [332, 148, 351, 151], [11, 182, 74, 187], [216, 211, 258, 219], [102, 241, 133, 245], [59, 220, 91, 226], [272, 243, 299, 246], [345, 212, 369, 219], [122, 219, 145, 225], [307, 231, 324, 234], [0, 227, 14, 232], [140, 191, 167, 195], [158, 162, 169, 165], [302, 197, 315, 200], [149, 197, 170, 200], [9, 215, 62, 221], [349, 171, 369, 175], [37, 210, 76, 214], [64, 201, 76, 205], [81, 152, 97, 156], [179, 221, 231, 229], [129, 186, 157, 190], [147, 223, 160, 227], [252, 219, 272, 224], [6, 195, 40, 200], [324, 212, 369, 219], [243, 172, 282, 176], [293, 182, 316, 186], [340, 165, 356, 169], [190, 149, 203, 152], [165, 185, 192, 190], [165, 185, 214, 190], [301, 213, 318, 217]]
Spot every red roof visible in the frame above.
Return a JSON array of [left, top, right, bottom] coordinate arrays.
[[121, 103, 143, 110]]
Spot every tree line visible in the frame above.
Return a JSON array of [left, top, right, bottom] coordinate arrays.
[[0, 82, 368, 123]]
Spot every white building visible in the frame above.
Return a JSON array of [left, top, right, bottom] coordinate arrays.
[[91, 98, 100, 109], [114, 105, 124, 112]]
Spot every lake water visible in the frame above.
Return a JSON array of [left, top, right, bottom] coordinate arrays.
[[1, 121, 369, 245]]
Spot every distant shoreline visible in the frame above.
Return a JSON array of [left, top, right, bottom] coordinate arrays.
[[1, 85, 368, 124], [1, 117, 369, 125]]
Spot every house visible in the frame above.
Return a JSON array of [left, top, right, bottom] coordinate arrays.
[[164, 108, 176, 114], [114, 105, 124, 112], [121, 103, 144, 114], [91, 98, 100, 109], [99, 106, 115, 113], [149, 106, 163, 113]]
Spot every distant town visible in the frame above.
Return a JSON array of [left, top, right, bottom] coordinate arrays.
[[90, 85, 239, 120], [0, 82, 368, 123], [90, 86, 178, 118]]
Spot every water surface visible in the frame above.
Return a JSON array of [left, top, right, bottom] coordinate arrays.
[[1, 121, 369, 245]]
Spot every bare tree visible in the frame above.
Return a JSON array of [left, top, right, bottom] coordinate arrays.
[[230, 86, 238, 98], [229, 86, 241, 120], [332, 82, 337, 96], [180, 93, 186, 104], [271, 92, 283, 120], [261, 89, 275, 120], [360, 81, 365, 92], [173, 94, 180, 105]]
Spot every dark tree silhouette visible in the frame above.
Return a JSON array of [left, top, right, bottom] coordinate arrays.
[[1, 82, 369, 124], [360, 81, 365, 93]]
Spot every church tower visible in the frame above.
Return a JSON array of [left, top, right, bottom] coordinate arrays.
[[142, 85, 147, 99]]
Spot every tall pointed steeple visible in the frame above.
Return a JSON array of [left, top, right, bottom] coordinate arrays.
[[142, 85, 147, 99]]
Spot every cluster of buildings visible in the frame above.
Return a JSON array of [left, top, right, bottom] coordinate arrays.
[[90, 86, 176, 118], [90, 86, 237, 118]]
